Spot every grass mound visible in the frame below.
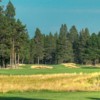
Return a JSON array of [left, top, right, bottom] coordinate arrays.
[[62, 63, 79, 68], [31, 65, 53, 69]]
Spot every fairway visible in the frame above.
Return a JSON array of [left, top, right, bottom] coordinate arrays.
[[0, 91, 100, 100], [0, 64, 100, 99], [0, 64, 100, 75]]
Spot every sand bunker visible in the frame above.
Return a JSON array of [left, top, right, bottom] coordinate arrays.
[[62, 63, 79, 68], [19, 64, 26, 66], [31, 65, 53, 69]]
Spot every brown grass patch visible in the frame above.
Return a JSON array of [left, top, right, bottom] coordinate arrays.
[[0, 73, 100, 93], [62, 63, 79, 68], [31, 65, 53, 69]]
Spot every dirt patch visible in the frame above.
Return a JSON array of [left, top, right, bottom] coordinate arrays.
[[31, 65, 53, 69], [62, 63, 79, 68]]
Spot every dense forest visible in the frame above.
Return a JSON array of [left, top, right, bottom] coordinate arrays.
[[0, 1, 100, 68]]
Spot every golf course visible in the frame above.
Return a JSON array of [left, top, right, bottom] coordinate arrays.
[[0, 0, 100, 100], [0, 64, 100, 100]]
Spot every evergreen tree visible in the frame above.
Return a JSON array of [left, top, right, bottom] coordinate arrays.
[[56, 24, 73, 64], [34, 28, 44, 64], [0, 2, 10, 68], [19, 31, 30, 64], [68, 25, 79, 63], [14, 19, 29, 65], [97, 32, 100, 63], [53, 32, 58, 63], [29, 38, 36, 64], [0, 0, 100, 67], [44, 33, 56, 64], [0, 16, 10, 67], [68, 25, 78, 43], [0, 0, 3, 14], [5, 1, 15, 19], [78, 28, 90, 64], [5, 1, 16, 68], [88, 33, 99, 65]]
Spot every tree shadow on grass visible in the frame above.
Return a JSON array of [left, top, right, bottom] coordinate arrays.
[[81, 67, 100, 69], [0, 97, 50, 100], [88, 97, 100, 100]]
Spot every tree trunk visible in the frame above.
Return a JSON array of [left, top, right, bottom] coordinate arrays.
[[15, 52, 16, 68], [2, 58, 5, 68], [22, 58, 24, 64], [38, 57, 40, 64], [92, 59, 96, 66], [17, 53, 19, 66], [10, 38, 15, 68], [99, 58, 100, 63], [10, 54, 11, 67]]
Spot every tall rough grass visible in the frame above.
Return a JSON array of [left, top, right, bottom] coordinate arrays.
[[0, 73, 100, 93]]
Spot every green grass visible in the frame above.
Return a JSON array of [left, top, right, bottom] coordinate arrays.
[[0, 64, 100, 75], [0, 65, 100, 100], [0, 91, 100, 100]]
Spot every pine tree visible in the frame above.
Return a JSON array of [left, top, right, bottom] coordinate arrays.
[[0, 1, 30, 68], [68, 25, 79, 63], [0, 0, 3, 14], [34, 28, 44, 64], [44, 33, 56, 64], [0, 2, 10, 68], [5, 1, 16, 68], [97, 32, 100, 63], [5, 1, 15, 19], [78, 28, 90, 64], [56, 24, 73, 64], [88, 33, 99, 65], [14, 19, 29, 65], [68, 25, 78, 43], [52, 32, 58, 63], [0, 16, 10, 67], [29, 38, 36, 64], [19, 32, 30, 64]]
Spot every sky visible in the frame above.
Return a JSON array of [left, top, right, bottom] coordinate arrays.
[[2, 0, 100, 37]]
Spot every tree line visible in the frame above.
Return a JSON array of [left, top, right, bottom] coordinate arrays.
[[0, 1, 29, 68], [31, 25, 100, 65], [0, 1, 100, 68]]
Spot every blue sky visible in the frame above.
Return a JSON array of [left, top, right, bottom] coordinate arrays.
[[2, 0, 100, 37]]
